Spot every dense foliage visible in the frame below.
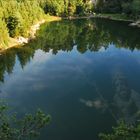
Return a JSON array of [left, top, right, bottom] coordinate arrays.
[[0, 0, 45, 38], [95, 0, 140, 19], [0, 0, 46, 49], [41, 0, 93, 16], [0, 102, 50, 140]]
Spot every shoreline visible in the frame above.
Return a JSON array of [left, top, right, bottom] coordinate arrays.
[[91, 14, 140, 27], [93, 14, 133, 22], [64, 14, 140, 28], [0, 16, 61, 53], [64, 15, 135, 22], [0, 14, 139, 53]]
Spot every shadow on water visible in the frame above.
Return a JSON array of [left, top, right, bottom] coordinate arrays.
[[0, 18, 140, 140]]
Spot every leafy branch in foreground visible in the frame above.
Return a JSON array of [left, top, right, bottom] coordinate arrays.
[[99, 121, 140, 140], [0, 103, 50, 140]]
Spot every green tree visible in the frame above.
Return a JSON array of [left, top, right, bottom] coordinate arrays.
[[5, 15, 19, 37]]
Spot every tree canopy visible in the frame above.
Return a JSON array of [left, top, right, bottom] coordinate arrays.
[[95, 0, 140, 18]]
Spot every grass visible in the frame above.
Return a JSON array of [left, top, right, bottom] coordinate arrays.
[[45, 15, 62, 22]]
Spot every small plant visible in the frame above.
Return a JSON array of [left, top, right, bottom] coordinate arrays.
[[0, 102, 50, 140]]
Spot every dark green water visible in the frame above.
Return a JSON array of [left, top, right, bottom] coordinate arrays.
[[0, 18, 140, 140]]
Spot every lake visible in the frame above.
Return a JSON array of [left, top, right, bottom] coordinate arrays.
[[0, 18, 140, 140]]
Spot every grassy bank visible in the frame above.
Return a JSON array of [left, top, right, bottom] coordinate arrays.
[[45, 15, 61, 22]]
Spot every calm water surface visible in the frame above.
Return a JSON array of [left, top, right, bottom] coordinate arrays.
[[0, 19, 140, 140]]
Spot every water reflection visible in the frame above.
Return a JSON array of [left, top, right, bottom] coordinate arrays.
[[0, 18, 140, 139], [80, 98, 107, 110], [112, 71, 140, 123], [0, 19, 140, 83], [80, 70, 140, 124]]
